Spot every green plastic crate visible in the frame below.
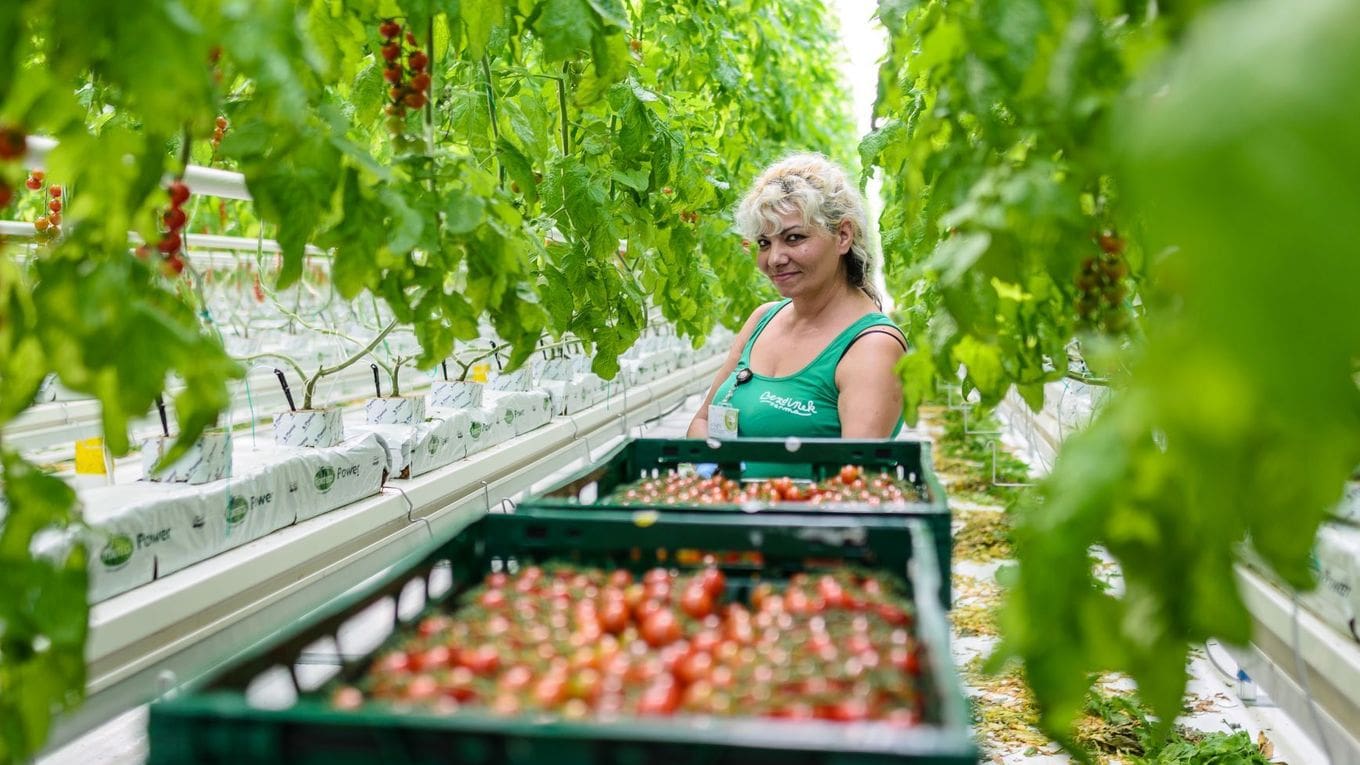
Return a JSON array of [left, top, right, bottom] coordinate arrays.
[[149, 512, 976, 765], [517, 438, 952, 607]]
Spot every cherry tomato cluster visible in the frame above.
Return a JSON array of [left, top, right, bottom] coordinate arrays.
[[611, 465, 922, 507], [0, 124, 25, 210], [333, 563, 927, 724], [137, 181, 192, 276], [210, 115, 228, 153], [1075, 232, 1130, 332], [378, 18, 431, 140], [23, 170, 64, 243]]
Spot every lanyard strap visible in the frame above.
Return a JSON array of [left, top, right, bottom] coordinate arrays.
[[718, 367, 753, 406]]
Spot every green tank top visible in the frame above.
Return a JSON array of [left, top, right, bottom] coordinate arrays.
[[711, 300, 906, 442]]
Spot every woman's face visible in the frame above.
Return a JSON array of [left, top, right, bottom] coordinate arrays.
[[755, 209, 853, 299]]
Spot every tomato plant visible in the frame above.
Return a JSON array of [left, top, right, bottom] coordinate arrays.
[[0, 1, 856, 760], [866, 0, 1360, 752]]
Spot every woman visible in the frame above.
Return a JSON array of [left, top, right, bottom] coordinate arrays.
[[687, 153, 907, 440]]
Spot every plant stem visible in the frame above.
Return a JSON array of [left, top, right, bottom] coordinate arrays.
[[391, 356, 409, 397], [558, 62, 571, 155], [424, 17, 436, 155], [481, 54, 504, 183], [270, 298, 370, 348], [302, 319, 399, 409], [452, 337, 578, 381], [237, 353, 307, 388]]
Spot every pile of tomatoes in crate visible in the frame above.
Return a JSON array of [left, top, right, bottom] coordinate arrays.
[[609, 464, 923, 506], [333, 562, 928, 724]]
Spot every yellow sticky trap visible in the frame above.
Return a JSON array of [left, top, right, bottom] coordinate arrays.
[[471, 363, 491, 384], [75, 437, 108, 475]]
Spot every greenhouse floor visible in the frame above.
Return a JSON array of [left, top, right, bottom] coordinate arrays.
[[38, 394, 1329, 765]]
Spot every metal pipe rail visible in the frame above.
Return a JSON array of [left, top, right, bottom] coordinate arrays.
[[24, 136, 254, 202]]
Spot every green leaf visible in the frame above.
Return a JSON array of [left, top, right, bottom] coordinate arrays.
[[497, 138, 540, 206], [444, 188, 486, 234], [610, 165, 650, 192], [460, 1, 503, 57], [533, 0, 594, 61], [894, 345, 935, 425], [585, 0, 629, 30], [951, 334, 1005, 402], [324, 170, 387, 298]]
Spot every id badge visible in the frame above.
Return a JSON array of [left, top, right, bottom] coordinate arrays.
[[707, 404, 740, 439]]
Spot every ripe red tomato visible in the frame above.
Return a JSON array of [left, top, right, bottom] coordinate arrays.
[[416, 615, 451, 637], [875, 603, 911, 626], [680, 585, 713, 619], [690, 629, 721, 654], [839, 465, 861, 484], [409, 51, 429, 71], [480, 588, 507, 609], [644, 578, 671, 602], [817, 575, 850, 609], [641, 608, 681, 647], [47, 184, 62, 199], [404, 673, 438, 701], [636, 677, 680, 715], [332, 685, 363, 710], [157, 231, 182, 254], [373, 651, 410, 675], [163, 207, 187, 231], [674, 649, 714, 685], [599, 598, 629, 634], [533, 676, 566, 707], [1097, 232, 1126, 255], [379, 19, 401, 39], [460, 643, 500, 675], [381, 44, 401, 62], [412, 645, 453, 671], [167, 181, 190, 206]]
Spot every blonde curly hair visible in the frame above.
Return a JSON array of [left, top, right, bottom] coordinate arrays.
[[735, 153, 881, 308]]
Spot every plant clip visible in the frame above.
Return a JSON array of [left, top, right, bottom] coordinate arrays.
[[441, 360, 449, 382], [274, 369, 296, 411], [490, 340, 504, 371], [155, 395, 170, 438], [371, 363, 382, 398]]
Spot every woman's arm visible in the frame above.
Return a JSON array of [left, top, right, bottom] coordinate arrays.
[[835, 328, 908, 438], [685, 302, 779, 437]]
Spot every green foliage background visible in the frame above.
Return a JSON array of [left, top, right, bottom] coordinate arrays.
[[866, 0, 1360, 753]]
